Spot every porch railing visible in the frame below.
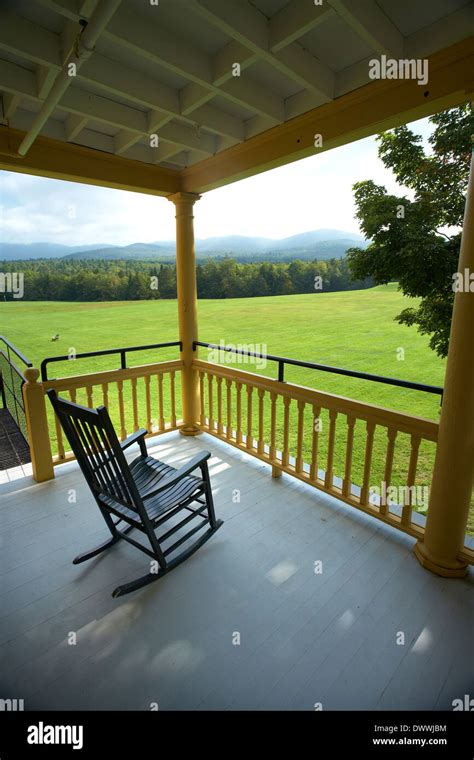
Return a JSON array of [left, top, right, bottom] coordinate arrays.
[[0, 335, 32, 442], [193, 340, 444, 399], [18, 339, 473, 566], [40, 341, 182, 381], [43, 360, 183, 464], [195, 358, 441, 537]]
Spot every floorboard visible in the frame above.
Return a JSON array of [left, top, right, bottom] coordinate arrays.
[[0, 431, 472, 710]]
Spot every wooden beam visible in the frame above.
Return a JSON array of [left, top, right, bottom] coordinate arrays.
[[107, 6, 284, 122], [1, 93, 20, 122], [0, 57, 219, 157], [328, 0, 404, 58], [38, 0, 79, 21], [193, 0, 269, 52], [0, 126, 181, 196], [64, 113, 88, 141], [0, 59, 37, 99], [270, 0, 333, 51], [181, 37, 474, 193], [0, 9, 246, 145], [192, 0, 334, 101], [0, 9, 62, 67]]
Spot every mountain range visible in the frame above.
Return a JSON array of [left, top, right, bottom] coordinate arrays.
[[0, 229, 367, 262]]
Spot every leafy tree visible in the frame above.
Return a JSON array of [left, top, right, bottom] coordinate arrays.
[[0, 256, 372, 301], [347, 104, 473, 357]]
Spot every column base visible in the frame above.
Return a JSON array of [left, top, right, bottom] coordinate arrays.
[[179, 425, 202, 437], [271, 465, 282, 478], [413, 540, 468, 578], [32, 470, 56, 483]]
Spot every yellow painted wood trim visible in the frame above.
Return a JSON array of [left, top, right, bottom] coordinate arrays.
[[23, 367, 54, 482], [201, 424, 426, 543], [0, 127, 181, 196], [181, 37, 474, 193], [459, 545, 474, 565], [42, 360, 183, 391], [193, 360, 439, 441], [414, 138, 474, 576]]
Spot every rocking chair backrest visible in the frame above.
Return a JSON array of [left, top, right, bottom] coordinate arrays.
[[47, 389, 142, 514]]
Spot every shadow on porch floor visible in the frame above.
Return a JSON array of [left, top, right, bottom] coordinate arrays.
[[0, 431, 472, 710]]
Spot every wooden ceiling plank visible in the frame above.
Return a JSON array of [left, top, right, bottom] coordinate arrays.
[[180, 38, 474, 193], [328, 0, 404, 58]]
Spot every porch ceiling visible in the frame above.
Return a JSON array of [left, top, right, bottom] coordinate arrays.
[[0, 0, 473, 195]]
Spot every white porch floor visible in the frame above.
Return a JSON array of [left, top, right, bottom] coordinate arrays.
[[0, 431, 473, 711]]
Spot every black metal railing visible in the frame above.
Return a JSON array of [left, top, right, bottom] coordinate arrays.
[[0, 336, 33, 442], [193, 341, 444, 400], [41, 341, 182, 381], [38, 335, 444, 400]]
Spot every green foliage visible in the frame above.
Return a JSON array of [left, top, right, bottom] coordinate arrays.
[[347, 104, 473, 357], [0, 256, 371, 301]]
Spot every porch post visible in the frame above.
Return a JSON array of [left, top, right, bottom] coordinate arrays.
[[168, 192, 201, 435], [23, 367, 54, 482], [414, 144, 474, 577]]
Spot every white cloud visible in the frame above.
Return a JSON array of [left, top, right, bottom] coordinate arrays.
[[0, 116, 434, 246]]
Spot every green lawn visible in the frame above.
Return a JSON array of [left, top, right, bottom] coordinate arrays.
[[0, 283, 445, 419], [4, 284, 468, 531]]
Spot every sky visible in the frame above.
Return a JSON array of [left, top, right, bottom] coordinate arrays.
[[0, 116, 434, 246]]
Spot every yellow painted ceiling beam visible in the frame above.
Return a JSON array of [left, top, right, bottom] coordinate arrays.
[[0, 127, 181, 196], [181, 36, 474, 193]]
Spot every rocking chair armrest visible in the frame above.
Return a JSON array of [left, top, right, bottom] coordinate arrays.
[[141, 451, 211, 500], [121, 429, 148, 455]]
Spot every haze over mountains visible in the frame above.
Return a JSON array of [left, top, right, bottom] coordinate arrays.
[[0, 229, 367, 262]]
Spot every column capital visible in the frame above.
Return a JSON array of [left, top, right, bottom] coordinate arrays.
[[167, 191, 201, 207]]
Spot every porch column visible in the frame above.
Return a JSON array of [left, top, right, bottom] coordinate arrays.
[[23, 367, 54, 482], [168, 192, 201, 435], [414, 144, 474, 577]]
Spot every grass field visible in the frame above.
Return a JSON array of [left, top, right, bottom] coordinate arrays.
[[0, 283, 445, 418], [3, 284, 468, 532]]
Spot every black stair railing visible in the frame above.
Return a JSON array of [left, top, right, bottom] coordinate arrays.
[[0, 336, 33, 442]]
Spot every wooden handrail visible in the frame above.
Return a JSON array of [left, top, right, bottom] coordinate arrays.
[[193, 360, 439, 442], [42, 360, 183, 392]]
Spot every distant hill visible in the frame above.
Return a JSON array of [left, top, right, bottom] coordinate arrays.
[[63, 229, 368, 261], [0, 242, 115, 260], [0, 230, 368, 262]]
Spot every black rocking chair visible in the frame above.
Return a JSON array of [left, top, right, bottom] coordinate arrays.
[[47, 389, 223, 597]]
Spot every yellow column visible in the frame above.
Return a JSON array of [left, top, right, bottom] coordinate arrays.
[[23, 367, 54, 482], [168, 192, 201, 435], [414, 146, 474, 577]]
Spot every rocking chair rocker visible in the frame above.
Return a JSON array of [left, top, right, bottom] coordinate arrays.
[[47, 389, 223, 597]]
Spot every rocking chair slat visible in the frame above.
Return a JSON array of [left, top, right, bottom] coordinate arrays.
[[47, 389, 223, 597]]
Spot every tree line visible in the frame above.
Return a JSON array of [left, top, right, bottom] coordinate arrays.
[[0, 257, 372, 301]]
